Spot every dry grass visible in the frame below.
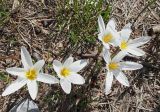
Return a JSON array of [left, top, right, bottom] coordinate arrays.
[[0, 0, 160, 112]]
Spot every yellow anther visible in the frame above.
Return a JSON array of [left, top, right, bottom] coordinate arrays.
[[61, 68, 70, 77], [25, 69, 37, 80], [102, 33, 113, 43], [120, 40, 128, 50], [108, 62, 119, 70]]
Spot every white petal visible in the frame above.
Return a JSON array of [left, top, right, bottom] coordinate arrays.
[[119, 28, 132, 41], [37, 73, 59, 84], [21, 46, 33, 70], [128, 36, 151, 47], [120, 61, 143, 70], [98, 33, 103, 41], [98, 15, 105, 33], [69, 60, 87, 72], [63, 57, 74, 67], [123, 23, 132, 29], [114, 72, 129, 86], [103, 42, 110, 49], [106, 19, 116, 31], [2, 78, 27, 96], [127, 47, 145, 56], [60, 79, 71, 94], [106, 19, 118, 44], [107, 28, 119, 46], [105, 71, 113, 95], [102, 48, 111, 63], [67, 73, 85, 84], [33, 60, 45, 72], [53, 60, 62, 74], [27, 81, 38, 100], [6, 67, 25, 78], [112, 51, 127, 62]]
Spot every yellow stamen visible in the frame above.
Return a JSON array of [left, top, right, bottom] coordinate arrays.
[[25, 69, 37, 80], [120, 40, 127, 50], [102, 33, 113, 43], [61, 68, 70, 77], [108, 62, 119, 70]]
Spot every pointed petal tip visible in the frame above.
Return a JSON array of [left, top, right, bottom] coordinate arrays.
[[102, 48, 111, 63], [107, 18, 116, 30], [21, 46, 28, 53], [51, 77, 59, 84], [109, 18, 116, 24], [65, 91, 70, 94], [98, 15, 102, 20], [41, 59, 45, 63], [123, 23, 132, 29], [139, 64, 143, 69], [122, 81, 130, 87], [30, 95, 36, 100], [63, 57, 74, 67], [80, 59, 88, 66], [53, 60, 57, 65], [98, 15, 105, 33], [6, 68, 10, 73], [126, 84, 130, 87], [21, 46, 25, 50], [63, 88, 71, 94], [2, 92, 6, 96], [105, 90, 111, 95], [37, 60, 45, 66]]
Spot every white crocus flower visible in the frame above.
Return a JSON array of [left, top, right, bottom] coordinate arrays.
[[2, 46, 59, 100], [103, 48, 143, 95], [117, 27, 151, 57], [98, 15, 119, 49], [53, 57, 87, 94]]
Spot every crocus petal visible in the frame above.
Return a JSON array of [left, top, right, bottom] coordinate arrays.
[[98, 15, 105, 33], [69, 60, 87, 72], [127, 47, 145, 56], [106, 19, 116, 31], [98, 33, 103, 41], [119, 28, 132, 41], [27, 81, 38, 100], [114, 72, 129, 86], [112, 51, 127, 62], [63, 57, 74, 67], [67, 73, 85, 85], [105, 71, 113, 95], [53, 60, 62, 74], [102, 48, 111, 63], [120, 61, 143, 70], [21, 46, 33, 70], [123, 23, 132, 29], [60, 79, 71, 94], [102, 43, 110, 49], [37, 73, 59, 84], [2, 78, 27, 96], [6, 67, 25, 78], [128, 36, 151, 47], [107, 28, 119, 46], [33, 60, 45, 72]]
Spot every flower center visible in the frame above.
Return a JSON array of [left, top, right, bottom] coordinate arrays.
[[102, 33, 113, 43], [25, 68, 37, 80], [108, 62, 119, 70], [61, 68, 70, 77], [120, 40, 128, 50]]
